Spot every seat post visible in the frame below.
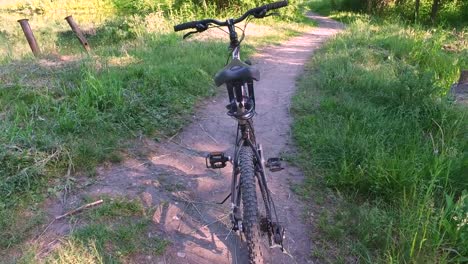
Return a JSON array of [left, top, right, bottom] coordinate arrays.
[[247, 80, 255, 105], [227, 83, 235, 102]]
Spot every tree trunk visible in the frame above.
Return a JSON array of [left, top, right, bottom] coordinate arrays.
[[414, 0, 420, 22], [430, 0, 441, 24]]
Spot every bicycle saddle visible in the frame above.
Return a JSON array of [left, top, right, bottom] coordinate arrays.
[[214, 58, 260, 86]]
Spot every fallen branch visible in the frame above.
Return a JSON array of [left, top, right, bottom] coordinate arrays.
[[55, 199, 104, 220]]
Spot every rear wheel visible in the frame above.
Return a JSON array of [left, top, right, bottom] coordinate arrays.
[[239, 146, 265, 263]]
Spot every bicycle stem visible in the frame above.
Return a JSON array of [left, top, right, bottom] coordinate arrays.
[[227, 19, 241, 60]]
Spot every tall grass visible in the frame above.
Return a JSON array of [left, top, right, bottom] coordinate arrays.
[[293, 17, 467, 263], [0, 0, 311, 62]]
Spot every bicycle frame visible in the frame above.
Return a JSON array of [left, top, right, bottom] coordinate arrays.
[[174, 2, 289, 260], [224, 23, 281, 247]]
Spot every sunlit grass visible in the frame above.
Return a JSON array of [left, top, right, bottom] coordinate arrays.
[[15, 197, 168, 263], [0, 0, 313, 62], [292, 17, 467, 263]]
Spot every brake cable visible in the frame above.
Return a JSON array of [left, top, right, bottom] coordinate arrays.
[[212, 25, 230, 35], [238, 16, 253, 46], [185, 12, 266, 65]]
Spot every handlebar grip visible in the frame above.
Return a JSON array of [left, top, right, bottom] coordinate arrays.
[[249, 1, 288, 16], [174, 21, 199, 32], [264, 0, 289, 11]]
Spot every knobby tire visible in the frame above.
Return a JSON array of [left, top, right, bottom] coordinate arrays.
[[240, 146, 265, 264]]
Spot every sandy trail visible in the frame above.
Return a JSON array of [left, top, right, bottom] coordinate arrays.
[[38, 13, 343, 264], [140, 13, 342, 264]]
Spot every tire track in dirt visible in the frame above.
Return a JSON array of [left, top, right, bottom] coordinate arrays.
[[37, 13, 343, 264]]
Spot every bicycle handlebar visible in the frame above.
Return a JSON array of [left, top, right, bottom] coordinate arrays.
[[174, 1, 288, 32]]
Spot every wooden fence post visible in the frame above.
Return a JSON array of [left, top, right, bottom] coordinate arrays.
[[17, 19, 40, 57], [65, 15, 91, 52]]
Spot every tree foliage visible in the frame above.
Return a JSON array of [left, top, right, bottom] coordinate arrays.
[[111, 0, 305, 22], [324, 0, 468, 26]]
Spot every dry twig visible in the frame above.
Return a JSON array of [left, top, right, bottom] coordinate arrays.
[[55, 199, 104, 220]]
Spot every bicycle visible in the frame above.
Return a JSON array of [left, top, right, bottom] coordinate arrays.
[[175, 1, 288, 263]]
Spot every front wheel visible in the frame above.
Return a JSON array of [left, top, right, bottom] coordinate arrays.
[[239, 146, 266, 263]]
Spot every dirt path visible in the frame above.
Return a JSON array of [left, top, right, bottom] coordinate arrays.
[[37, 13, 343, 264]]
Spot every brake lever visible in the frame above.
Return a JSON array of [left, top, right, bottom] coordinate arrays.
[[253, 10, 280, 19], [183, 31, 198, 39], [196, 23, 209, 32], [265, 12, 280, 17], [183, 23, 210, 39], [253, 9, 268, 18]]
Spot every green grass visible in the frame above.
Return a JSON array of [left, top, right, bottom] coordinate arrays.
[[0, 34, 228, 252], [83, 196, 146, 220], [64, 198, 169, 263], [292, 16, 467, 263], [0, 0, 314, 257], [0, 0, 313, 62], [18, 239, 105, 264], [14, 197, 169, 263]]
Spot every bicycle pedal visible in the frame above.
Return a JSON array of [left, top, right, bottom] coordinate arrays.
[[206, 152, 230, 169], [265, 157, 284, 172]]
